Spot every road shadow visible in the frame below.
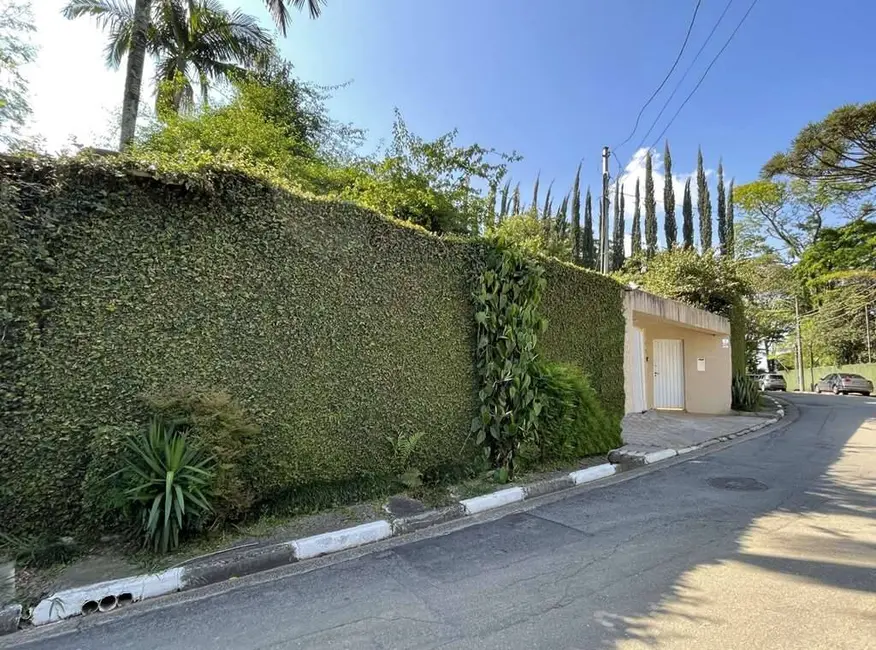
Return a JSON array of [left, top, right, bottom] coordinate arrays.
[[595, 394, 875, 648]]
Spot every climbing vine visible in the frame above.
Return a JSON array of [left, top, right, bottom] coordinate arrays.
[[472, 243, 547, 477]]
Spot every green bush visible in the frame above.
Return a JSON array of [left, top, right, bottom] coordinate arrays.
[[539, 260, 626, 421], [80, 424, 140, 534], [0, 157, 478, 535], [123, 418, 215, 553], [731, 372, 760, 411], [522, 362, 621, 467], [144, 388, 258, 523]]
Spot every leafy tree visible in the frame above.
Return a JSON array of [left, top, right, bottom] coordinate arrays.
[[697, 147, 712, 251], [663, 141, 676, 248], [644, 150, 657, 256], [65, 0, 272, 114], [733, 178, 841, 262], [570, 164, 581, 263], [612, 184, 625, 270], [717, 161, 727, 255], [726, 179, 735, 257], [682, 177, 694, 249], [797, 219, 876, 286], [631, 178, 642, 256], [763, 102, 876, 194], [491, 213, 570, 259], [581, 187, 595, 269], [620, 248, 750, 317], [0, 0, 36, 150]]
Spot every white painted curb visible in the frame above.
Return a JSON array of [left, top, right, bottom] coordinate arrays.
[[568, 463, 616, 485], [677, 445, 700, 455], [461, 487, 525, 515], [31, 568, 184, 626], [290, 520, 392, 561], [643, 448, 677, 464]]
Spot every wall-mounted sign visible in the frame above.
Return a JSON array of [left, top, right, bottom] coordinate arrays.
[[721, 338, 730, 348], [697, 358, 706, 372]]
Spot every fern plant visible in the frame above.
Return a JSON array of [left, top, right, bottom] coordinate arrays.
[[386, 431, 426, 489], [123, 418, 214, 553], [731, 372, 760, 412]]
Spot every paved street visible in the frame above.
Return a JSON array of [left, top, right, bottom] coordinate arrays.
[[9, 393, 876, 649]]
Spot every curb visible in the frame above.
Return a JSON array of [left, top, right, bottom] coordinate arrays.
[[19, 462, 619, 631], [15, 401, 790, 634]]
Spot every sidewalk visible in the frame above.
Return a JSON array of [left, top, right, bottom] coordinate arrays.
[[610, 403, 783, 465]]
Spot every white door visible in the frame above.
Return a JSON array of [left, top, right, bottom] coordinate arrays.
[[653, 339, 684, 409], [630, 327, 647, 412]]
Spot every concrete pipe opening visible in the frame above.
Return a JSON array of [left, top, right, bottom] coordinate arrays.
[[98, 595, 118, 612], [117, 592, 133, 607], [81, 600, 99, 615]]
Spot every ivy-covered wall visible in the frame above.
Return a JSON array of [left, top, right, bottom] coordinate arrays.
[[0, 158, 627, 536], [539, 260, 626, 421], [0, 159, 480, 534]]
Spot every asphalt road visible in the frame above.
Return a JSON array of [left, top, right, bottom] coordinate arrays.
[[9, 393, 876, 649]]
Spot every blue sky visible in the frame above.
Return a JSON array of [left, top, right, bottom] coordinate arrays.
[[24, 0, 876, 208]]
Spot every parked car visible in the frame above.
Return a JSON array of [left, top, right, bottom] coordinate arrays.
[[815, 373, 873, 396], [760, 373, 786, 391]]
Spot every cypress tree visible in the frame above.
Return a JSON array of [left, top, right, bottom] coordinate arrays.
[[498, 179, 510, 221], [555, 195, 569, 244], [571, 164, 582, 263], [716, 161, 727, 255], [542, 182, 553, 239], [532, 174, 540, 217], [485, 182, 497, 231], [511, 182, 521, 215], [644, 150, 657, 256], [697, 147, 712, 251], [631, 178, 642, 256], [682, 178, 694, 249], [582, 187, 595, 269], [612, 183, 625, 270], [663, 141, 677, 249], [726, 180, 735, 258]]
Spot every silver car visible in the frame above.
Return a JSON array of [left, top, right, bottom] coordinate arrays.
[[815, 373, 873, 396], [760, 373, 786, 391]]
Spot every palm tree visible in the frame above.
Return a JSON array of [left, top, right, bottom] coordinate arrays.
[[64, 0, 325, 149]]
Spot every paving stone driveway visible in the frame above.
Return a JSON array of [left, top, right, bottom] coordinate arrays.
[[620, 410, 770, 451]]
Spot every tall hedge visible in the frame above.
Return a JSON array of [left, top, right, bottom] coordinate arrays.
[[0, 158, 478, 534], [538, 260, 626, 420]]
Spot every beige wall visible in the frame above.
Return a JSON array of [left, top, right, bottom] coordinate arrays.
[[623, 290, 732, 415]]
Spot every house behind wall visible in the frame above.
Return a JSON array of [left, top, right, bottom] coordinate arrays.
[[623, 289, 732, 415]]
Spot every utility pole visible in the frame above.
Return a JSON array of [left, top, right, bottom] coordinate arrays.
[[795, 296, 805, 391], [866, 304, 872, 363], [601, 146, 610, 273]]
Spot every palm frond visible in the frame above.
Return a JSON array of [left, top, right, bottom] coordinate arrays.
[[263, 0, 325, 35]]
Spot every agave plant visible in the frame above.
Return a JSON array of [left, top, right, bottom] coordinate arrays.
[[123, 418, 214, 553], [731, 372, 761, 412]]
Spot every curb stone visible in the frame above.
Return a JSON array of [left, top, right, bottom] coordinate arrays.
[[21, 405, 792, 633], [0, 605, 21, 636]]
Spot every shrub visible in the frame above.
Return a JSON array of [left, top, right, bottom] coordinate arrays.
[[524, 362, 621, 466], [144, 388, 258, 524], [122, 418, 214, 553], [80, 424, 140, 535], [731, 372, 761, 412]]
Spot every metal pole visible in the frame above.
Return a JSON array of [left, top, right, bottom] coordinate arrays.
[[601, 146, 610, 273], [795, 296, 805, 391], [866, 304, 872, 363]]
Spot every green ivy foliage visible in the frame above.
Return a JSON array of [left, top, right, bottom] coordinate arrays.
[[0, 156, 479, 535], [472, 244, 547, 476], [538, 260, 626, 422]]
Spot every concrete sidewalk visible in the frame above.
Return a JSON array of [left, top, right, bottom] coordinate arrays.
[[611, 408, 779, 465]]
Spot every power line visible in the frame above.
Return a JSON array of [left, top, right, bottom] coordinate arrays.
[[635, 0, 735, 152], [650, 0, 760, 149], [611, 0, 702, 155]]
